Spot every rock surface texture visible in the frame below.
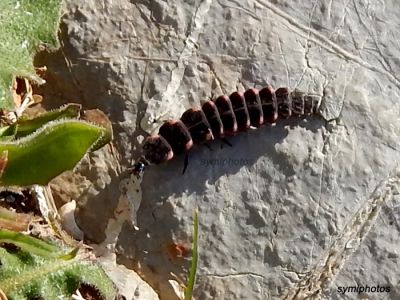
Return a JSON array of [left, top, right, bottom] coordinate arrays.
[[36, 0, 400, 299]]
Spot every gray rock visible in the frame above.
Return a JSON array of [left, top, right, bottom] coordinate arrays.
[[37, 0, 400, 299]]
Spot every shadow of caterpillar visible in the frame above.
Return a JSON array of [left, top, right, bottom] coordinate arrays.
[[132, 85, 322, 176]]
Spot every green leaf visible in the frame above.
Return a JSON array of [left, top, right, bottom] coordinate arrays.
[[0, 124, 17, 141], [0, 119, 108, 186], [0, 229, 66, 258], [0, 104, 82, 141], [184, 208, 199, 300], [0, 246, 116, 300], [14, 103, 82, 138], [0, 0, 62, 108]]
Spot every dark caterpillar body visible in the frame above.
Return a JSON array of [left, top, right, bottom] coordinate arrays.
[[133, 85, 321, 175]]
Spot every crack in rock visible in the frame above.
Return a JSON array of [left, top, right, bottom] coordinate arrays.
[[254, 0, 400, 89], [282, 166, 400, 300], [202, 272, 265, 280]]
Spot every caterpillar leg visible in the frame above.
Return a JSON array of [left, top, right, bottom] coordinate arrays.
[[221, 137, 233, 148], [204, 143, 212, 151], [182, 152, 190, 174]]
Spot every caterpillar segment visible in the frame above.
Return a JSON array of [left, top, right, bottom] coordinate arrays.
[[243, 88, 264, 127], [180, 108, 214, 144], [229, 91, 250, 132], [132, 86, 321, 177], [259, 85, 278, 124], [214, 94, 237, 136], [201, 100, 224, 138]]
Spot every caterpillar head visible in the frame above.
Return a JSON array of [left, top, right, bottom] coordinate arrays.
[[131, 159, 147, 178]]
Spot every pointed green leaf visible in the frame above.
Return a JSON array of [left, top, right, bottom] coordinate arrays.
[[14, 103, 81, 138], [0, 119, 108, 186], [0, 229, 63, 258], [0, 124, 17, 141]]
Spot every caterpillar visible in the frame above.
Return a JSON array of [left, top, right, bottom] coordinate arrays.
[[132, 85, 322, 176]]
